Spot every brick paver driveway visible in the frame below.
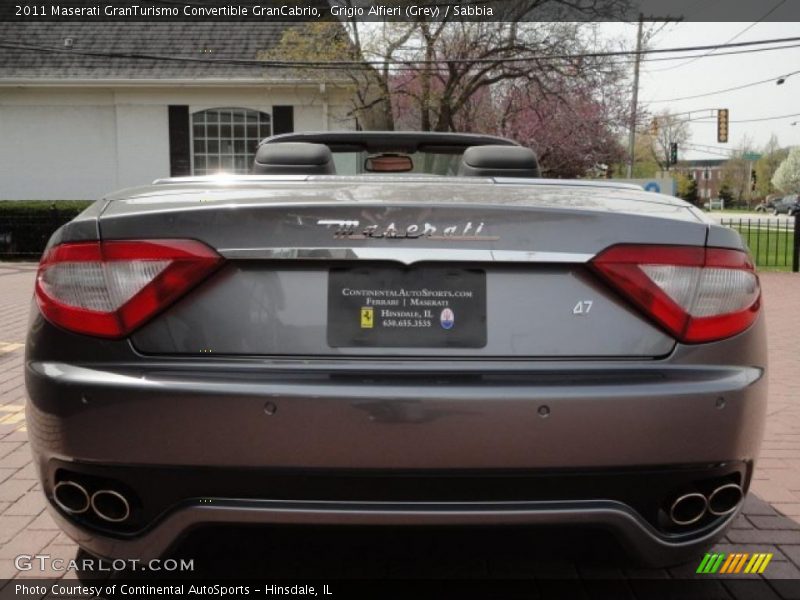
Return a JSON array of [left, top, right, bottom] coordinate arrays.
[[1, 263, 799, 596]]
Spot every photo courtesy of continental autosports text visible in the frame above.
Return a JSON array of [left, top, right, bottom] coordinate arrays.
[[1, 0, 800, 598], [12, 582, 331, 597]]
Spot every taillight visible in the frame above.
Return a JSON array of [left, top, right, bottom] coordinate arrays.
[[590, 244, 760, 343], [35, 239, 222, 338]]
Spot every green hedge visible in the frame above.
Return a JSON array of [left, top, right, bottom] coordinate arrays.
[[0, 200, 94, 258]]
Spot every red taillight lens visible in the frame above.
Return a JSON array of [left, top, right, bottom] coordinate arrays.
[[590, 244, 760, 343], [35, 239, 223, 338]]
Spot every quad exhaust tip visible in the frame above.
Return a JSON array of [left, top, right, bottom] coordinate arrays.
[[669, 492, 708, 526], [90, 490, 131, 523], [53, 481, 91, 515], [708, 483, 744, 516], [669, 483, 744, 526]]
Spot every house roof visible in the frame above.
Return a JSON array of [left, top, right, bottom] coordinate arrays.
[[0, 22, 314, 81]]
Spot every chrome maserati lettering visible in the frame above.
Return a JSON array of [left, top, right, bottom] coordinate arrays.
[[317, 219, 360, 236], [316, 219, 497, 241]]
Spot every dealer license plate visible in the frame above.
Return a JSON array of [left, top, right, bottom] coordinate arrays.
[[327, 267, 487, 348]]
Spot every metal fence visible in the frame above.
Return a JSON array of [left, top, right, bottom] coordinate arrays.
[[0, 207, 87, 260], [720, 217, 799, 272], [1, 207, 799, 272]]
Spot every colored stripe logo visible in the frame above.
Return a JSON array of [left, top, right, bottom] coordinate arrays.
[[696, 552, 772, 574]]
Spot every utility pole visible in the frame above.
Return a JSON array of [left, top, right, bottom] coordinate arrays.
[[626, 14, 644, 179]]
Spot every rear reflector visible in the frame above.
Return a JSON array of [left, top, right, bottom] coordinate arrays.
[[590, 245, 760, 343], [35, 239, 222, 338]]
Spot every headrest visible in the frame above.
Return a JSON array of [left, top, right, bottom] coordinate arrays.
[[253, 142, 335, 175], [458, 145, 540, 178]]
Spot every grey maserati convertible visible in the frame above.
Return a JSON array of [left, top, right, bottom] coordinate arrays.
[[25, 131, 766, 567]]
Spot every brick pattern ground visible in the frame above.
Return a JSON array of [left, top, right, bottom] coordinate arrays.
[[0, 265, 798, 597]]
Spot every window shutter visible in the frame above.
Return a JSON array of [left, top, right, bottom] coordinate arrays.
[[272, 106, 294, 135], [168, 106, 191, 176]]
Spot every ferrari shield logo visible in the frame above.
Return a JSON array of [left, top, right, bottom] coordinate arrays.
[[360, 307, 374, 328]]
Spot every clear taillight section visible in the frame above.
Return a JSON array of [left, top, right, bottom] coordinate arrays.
[[35, 239, 223, 338], [591, 245, 760, 343]]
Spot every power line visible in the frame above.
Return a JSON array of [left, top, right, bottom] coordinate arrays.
[[682, 143, 736, 158], [640, 43, 800, 66], [0, 39, 798, 75], [688, 111, 800, 124], [646, 68, 800, 103], [648, 0, 788, 73], [684, 142, 736, 152], [1, 38, 799, 74], [3, 34, 800, 70]]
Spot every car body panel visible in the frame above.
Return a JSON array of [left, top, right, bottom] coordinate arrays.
[[25, 134, 766, 567], [130, 264, 677, 357], [26, 311, 767, 565], [772, 195, 800, 215]]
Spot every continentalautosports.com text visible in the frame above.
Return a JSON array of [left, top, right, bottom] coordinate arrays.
[[15, 553, 194, 572]]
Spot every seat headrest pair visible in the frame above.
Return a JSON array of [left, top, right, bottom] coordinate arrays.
[[252, 141, 540, 178], [253, 142, 335, 175], [458, 145, 540, 178]]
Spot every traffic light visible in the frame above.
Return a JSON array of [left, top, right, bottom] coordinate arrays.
[[650, 118, 659, 136], [751, 169, 757, 191], [717, 109, 729, 143], [669, 142, 678, 165]]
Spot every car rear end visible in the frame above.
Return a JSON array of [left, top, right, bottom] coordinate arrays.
[[25, 177, 766, 567]]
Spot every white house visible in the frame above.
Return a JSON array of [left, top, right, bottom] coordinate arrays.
[[0, 23, 357, 200]]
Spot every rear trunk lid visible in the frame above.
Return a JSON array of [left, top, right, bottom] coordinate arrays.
[[98, 178, 708, 358]]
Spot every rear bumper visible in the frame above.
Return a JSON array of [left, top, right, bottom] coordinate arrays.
[[26, 360, 765, 470], [48, 496, 738, 567], [25, 317, 768, 566]]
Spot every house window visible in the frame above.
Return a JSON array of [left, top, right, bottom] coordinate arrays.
[[191, 108, 271, 175]]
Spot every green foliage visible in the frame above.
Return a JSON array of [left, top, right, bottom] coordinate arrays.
[[630, 158, 659, 179], [0, 200, 93, 214], [261, 22, 392, 130], [615, 132, 660, 178], [755, 139, 788, 198], [260, 22, 356, 66], [718, 184, 734, 204], [676, 174, 699, 206], [0, 200, 94, 258], [772, 146, 800, 193], [730, 226, 793, 272]]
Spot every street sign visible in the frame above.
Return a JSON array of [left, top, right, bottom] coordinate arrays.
[[614, 178, 676, 196], [743, 152, 762, 161]]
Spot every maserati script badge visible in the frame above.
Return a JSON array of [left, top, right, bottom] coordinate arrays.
[[317, 220, 499, 241]]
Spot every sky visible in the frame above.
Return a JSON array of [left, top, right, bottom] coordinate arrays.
[[609, 20, 800, 160]]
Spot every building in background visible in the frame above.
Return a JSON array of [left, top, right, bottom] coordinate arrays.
[[0, 23, 356, 200], [671, 159, 727, 201]]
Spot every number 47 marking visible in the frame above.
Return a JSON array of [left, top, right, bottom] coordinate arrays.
[[573, 300, 593, 315]]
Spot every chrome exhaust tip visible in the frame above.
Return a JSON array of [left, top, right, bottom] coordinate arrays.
[[90, 490, 131, 523], [669, 492, 708, 525], [708, 483, 744, 516], [53, 481, 91, 515]]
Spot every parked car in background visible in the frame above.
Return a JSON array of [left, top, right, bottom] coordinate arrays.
[[771, 194, 800, 216], [26, 131, 766, 569], [755, 194, 783, 213]]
